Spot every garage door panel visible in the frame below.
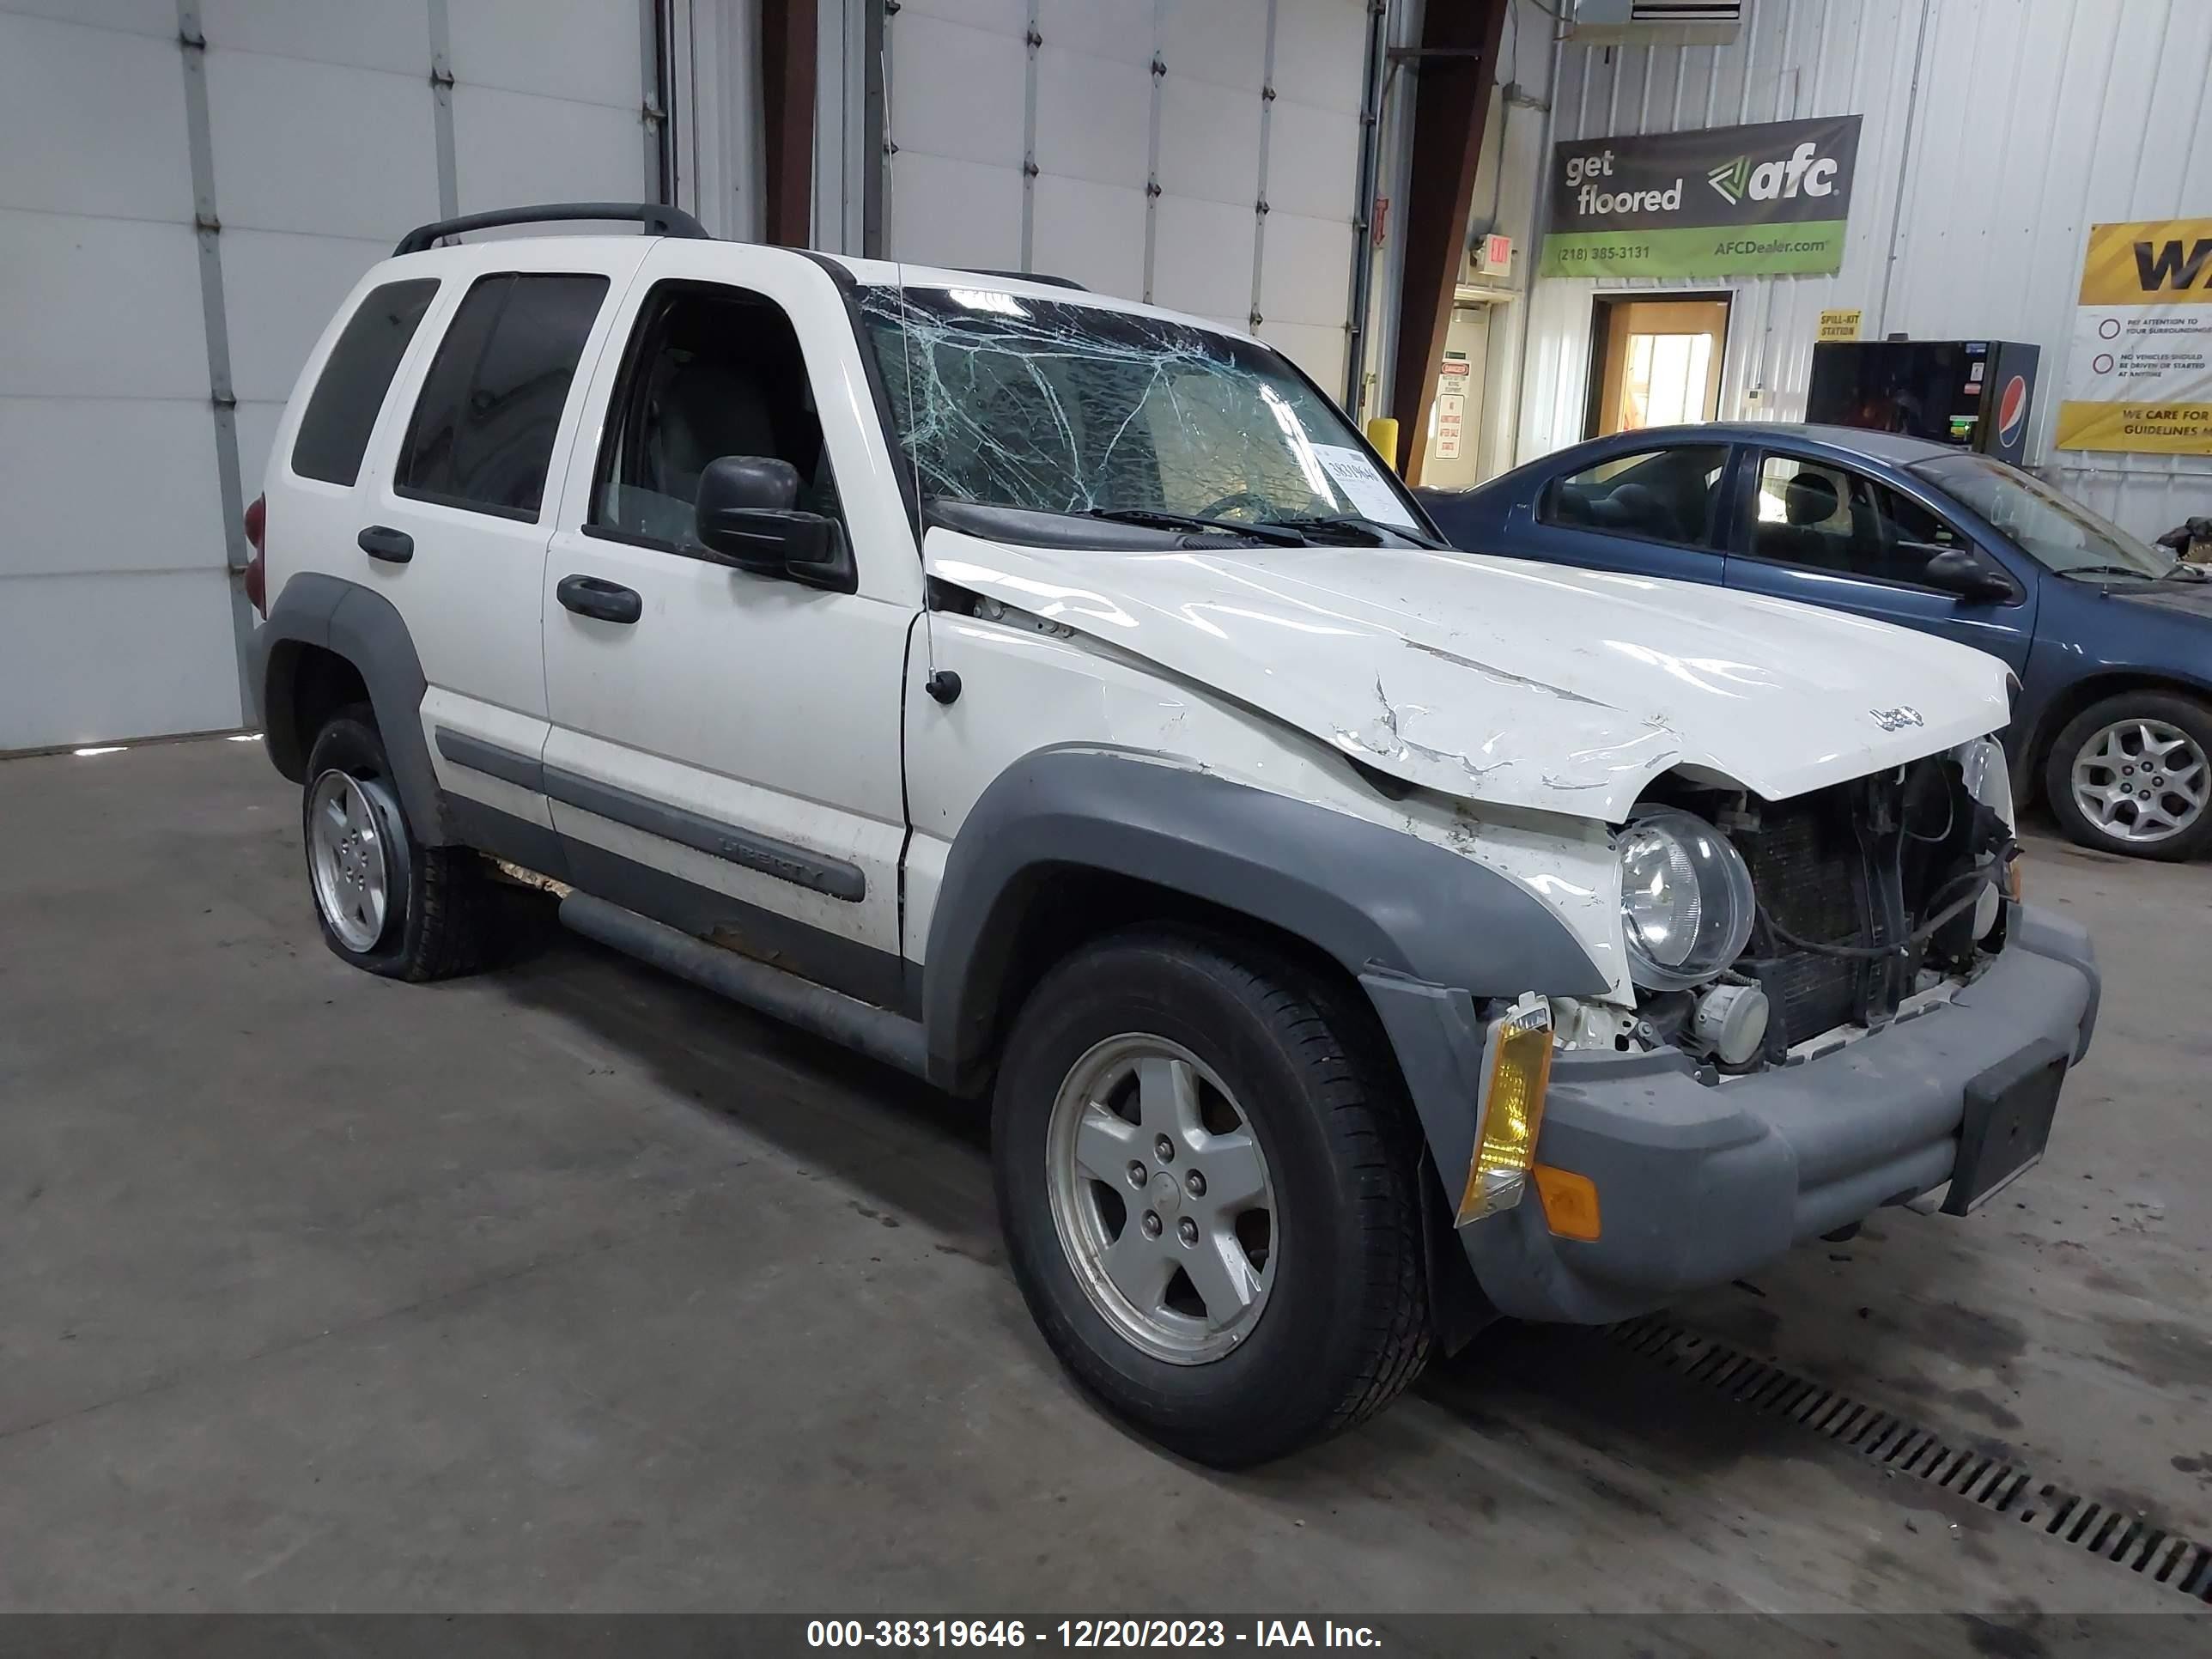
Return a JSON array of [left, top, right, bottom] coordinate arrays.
[[235, 398, 285, 512], [1260, 209, 1352, 326], [0, 401, 222, 581], [893, 14, 1027, 171], [0, 14, 189, 222], [1038, 0, 1152, 68], [202, 0, 431, 76], [453, 86, 644, 215], [0, 210, 207, 400], [0, 570, 244, 750], [1151, 197, 1255, 321], [1034, 176, 1146, 301], [1036, 46, 1150, 190], [3, 0, 172, 36], [221, 229, 394, 406], [1259, 319, 1345, 394], [1163, 0, 1268, 90], [898, 0, 1027, 33], [890, 153, 1023, 270], [1158, 73, 1261, 207], [1268, 0, 1369, 112], [1264, 97, 1358, 224], [207, 51, 436, 240], [447, 0, 638, 110]]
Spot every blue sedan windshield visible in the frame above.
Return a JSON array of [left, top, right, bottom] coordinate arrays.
[[1909, 453, 2175, 580]]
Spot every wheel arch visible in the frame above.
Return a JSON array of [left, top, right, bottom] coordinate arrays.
[[920, 746, 1610, 1097], [253, 573, 451, 843], [2023, 670, 2212, 803]]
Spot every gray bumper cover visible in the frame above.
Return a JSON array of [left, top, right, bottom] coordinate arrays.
[[1441, 905, 2100, 1325]]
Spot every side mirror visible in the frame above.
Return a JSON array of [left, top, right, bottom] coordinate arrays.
[[1917, 544, 2013, 603], [694, 455, 854, 592]]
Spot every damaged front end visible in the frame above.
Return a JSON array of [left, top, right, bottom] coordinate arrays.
[[1556, 737, 2021, 1075]]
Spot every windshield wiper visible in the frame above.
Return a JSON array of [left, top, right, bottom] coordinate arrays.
[[1083, 507, 1309, 547], [1262, 513, 1450, 550], [2156, 562, 2207, 581], [2058, 563, 2158, 581]]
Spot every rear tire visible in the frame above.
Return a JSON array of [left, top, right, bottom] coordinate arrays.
[[993, 927, 1430, 1467], [2043, 690, 2212, 861], [302, 705, 500, 979]]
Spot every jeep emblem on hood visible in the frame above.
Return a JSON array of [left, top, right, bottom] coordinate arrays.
[[1869, 706, 1925, 732]]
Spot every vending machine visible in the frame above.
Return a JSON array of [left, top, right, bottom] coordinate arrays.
[[1806, 339, 2040, 465]]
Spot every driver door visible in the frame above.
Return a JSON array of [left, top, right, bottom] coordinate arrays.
[[538, 243, 921, 1008], [1723, 450, 2036, 673]]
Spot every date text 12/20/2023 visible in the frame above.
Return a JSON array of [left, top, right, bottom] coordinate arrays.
[[805, 1620, 1383, 1649]]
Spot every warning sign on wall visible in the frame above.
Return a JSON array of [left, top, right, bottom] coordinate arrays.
[[1434, 393, 1465, 460], [1817, 307, 1861, 342], [2057, 219, 2212, 455]]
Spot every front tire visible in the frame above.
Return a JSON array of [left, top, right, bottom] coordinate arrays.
[[993, 928, 1429, 1467], [2044, 691, 2212, 860], [302, 706, 499, 979]]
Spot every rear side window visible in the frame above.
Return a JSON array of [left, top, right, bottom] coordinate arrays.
[[289, 279, 439, 486], [1539, 445, 1729, 548], [396, 272, 609, 520]]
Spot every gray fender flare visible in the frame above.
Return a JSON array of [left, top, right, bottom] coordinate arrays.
[[921, 747, 1609, 1182], [253, 572, 450, 845]]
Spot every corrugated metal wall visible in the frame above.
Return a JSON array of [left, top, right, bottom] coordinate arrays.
[[1516, 0, 2212, 539]]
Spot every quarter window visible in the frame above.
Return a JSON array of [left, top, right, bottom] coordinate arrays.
[[1539, 445, 1729, 547], [396, 272, 609, 520], [290, 278, 438, 486]]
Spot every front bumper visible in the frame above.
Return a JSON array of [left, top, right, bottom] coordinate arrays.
[[1452, 905, 2099, 1325]]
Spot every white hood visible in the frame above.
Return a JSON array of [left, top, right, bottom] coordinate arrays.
[[926, 530, 2013, 821]]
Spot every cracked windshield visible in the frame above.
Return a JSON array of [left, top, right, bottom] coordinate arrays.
[[858, 284, 1425, 544]]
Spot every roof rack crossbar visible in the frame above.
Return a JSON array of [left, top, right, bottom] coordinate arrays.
[[394, 202, 711, 257]]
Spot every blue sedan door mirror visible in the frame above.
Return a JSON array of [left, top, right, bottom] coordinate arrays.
[[1917, 544, 2014, 603]]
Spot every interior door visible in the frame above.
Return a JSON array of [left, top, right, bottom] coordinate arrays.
[[1587, 297, 1729, 437], [1723, 450, 2035, 672], [538, 244, 922, 1009]]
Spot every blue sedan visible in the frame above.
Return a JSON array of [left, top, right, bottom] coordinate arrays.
[[1419, 423, 2212, 860]]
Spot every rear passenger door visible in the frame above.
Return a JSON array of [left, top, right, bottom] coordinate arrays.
[[358, 243, 647, 852], [1529, 443, 1734, 586], [1723, 450, 2034, 672], [536, 243, 922, 1009]]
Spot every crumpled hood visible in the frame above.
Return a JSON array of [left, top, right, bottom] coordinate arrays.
[[925, 529, 2013, 820]]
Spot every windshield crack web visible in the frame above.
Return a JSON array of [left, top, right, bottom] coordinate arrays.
[[858, 287, 1358, 524]]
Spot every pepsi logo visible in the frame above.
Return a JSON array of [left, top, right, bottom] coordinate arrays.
[[1997, 374, 2027, 446]]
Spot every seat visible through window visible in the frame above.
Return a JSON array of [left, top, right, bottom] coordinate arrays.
[[594, 285, 842, 548]]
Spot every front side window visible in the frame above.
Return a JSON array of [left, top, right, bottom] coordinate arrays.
[[397, 272, 609, 520], [857, 285, 1423, 540], [1910, 451, 2176, 581], [592, 283, 841, 550], [291, 278, 439, 486], [1751, 453, 1975, 586], [1540, 445, 1729, 546]]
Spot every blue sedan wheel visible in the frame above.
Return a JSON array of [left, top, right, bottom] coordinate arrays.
[[2047, 692, 2212, 860]]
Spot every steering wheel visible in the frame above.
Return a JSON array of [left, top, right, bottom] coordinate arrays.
[[1192, 489, 1279, 524]]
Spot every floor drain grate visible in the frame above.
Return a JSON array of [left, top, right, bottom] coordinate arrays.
[[1606, 1316, 2212, 1606]]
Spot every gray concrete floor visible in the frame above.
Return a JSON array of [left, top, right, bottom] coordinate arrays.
[[2, 737, 2209, 1618]]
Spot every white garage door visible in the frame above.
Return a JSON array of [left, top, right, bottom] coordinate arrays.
[[881, 0, 1370, 394], [0, 0, 653, 752]]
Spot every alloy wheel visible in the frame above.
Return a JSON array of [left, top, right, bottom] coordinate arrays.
[[2069, 718, 2208, 845], [307, 769, 391, 951]]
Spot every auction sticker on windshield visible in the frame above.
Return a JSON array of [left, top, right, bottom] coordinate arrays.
[[1310, 444, 1416, 526]]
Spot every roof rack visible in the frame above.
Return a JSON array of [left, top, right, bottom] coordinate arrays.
[[394, 202, 711, 257], [959, 268, 1089, 292]]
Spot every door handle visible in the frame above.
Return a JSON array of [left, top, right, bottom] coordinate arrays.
[[357, 525, 414, 563], [557, 574, 643, 625]]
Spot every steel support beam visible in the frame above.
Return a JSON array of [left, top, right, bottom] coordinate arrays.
[[762, 0, 820, 246], [1386, 0, 1509, 485]]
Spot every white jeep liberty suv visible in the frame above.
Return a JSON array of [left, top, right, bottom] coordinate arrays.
[[248, 204, 2099, 1467]]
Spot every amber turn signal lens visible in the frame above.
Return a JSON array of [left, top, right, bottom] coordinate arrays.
[[1457, 994, 1553, 1226], [1533, 1165, 1601, 1241], [2005, 851, 2026, 902]]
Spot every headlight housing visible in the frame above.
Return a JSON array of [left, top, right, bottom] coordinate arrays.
[[1616, 806, 1758, 991]]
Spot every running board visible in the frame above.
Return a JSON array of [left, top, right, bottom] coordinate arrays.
[[558, 892, 928, 1079]]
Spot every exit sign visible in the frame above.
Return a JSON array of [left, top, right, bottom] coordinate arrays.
[[1475, 234, 1513, 276]]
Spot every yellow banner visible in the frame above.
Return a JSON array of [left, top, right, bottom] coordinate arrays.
[[2078, 219, 2212, 306], [2056, 400, 2212, 453]]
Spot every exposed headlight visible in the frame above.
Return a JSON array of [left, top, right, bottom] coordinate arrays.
[[1616, 806, 1758, 991]]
